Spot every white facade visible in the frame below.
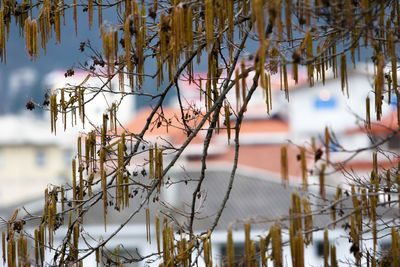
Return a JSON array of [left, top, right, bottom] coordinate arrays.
[[0, 114, 74, 205], [44, 69, 135, 129], [288, 66, 392, 141]]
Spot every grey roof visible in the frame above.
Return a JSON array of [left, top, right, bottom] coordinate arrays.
[[0, 168, 353, 234], [169, 170, 297, 231], [78, 168, 330, 232]]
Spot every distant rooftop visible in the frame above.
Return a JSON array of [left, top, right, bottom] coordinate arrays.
[[0, 113, 76, 147]]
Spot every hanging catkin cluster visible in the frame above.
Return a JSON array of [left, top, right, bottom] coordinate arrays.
[[2, 214, 30, 267], [0, 1, 400, 266]]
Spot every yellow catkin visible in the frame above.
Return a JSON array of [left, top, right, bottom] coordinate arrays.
[[340, 53, 349, 97], [325, 126, 330, 163], [300, 147, 308, 189], [146, 208, 151, 243], [351, 186, 362, 234], [60, 185, 65, 213], [72, 158, 76, 207], [376, 53, 384, 120], [156, 215, 160, 254], [235, 69, 240, 112], [241, 59, 247, 108], [79, 164, 83, 202], [124, 15, 133, 89], [79, 88, 85, 126], [149, 144, 154, 179], [268, 73, 272, 111], [291, 193, 302, 236], [39, 224, 44, 265], [330, 245, 337, 267], [98, 0, 102, 26], [289, 226, 295, 266], [24, 18, 30, 58], [50, 94, 58, 134], [77, 136, 82, 166], [283, 61, 289, 101], [17, 230, 22, 262], [167, 226, 174, 265], [55, 3, 60, 43], [372, 152, 378, 175], [205, 0, 214, 51], [254, 0, 265, 51], [186, 7, 193, 58], [392, 58, 397, 114], [117, 141, 124, 209], [224, 102, 231, 144], [259, 235, 266, 267], [304, 31, 314, 86], [281, 146, 288, 186], [290, 227, 304, 267], [323, 229, 329, 267], [366, 96, 371, 129], [181, 237, 188, 266], [34, 229, 39, 265], [244, 222, 251, 266], [285, 0, 292, 43], [156, 148, 163, 188], [73, 223, 79, 260], [7, 237, 15, 267], [302, 198, 313, 245], [0, 10, 6, 62], [319, 164, 326, 199], [102, 114, 108, 146], [333, 186, 342, 227], [95, 248, 99, 266], [293, 60, 298, 84], [118, 56, 126, 91], [162, 218, 170, 264], [332, 44, 338, 78], [227, 0, 234, 60], [72, 0, 78, 36], [203, 235, 211, 267], [391, 227, 399, 266], [227, 228, 234, 267], [100, 148, 107, 231], [350, 214, 360, 264], [271, 224, 282, 267], [249, 240, 257, 266], [2, 231, 5, 264], [88, 0, 93, 29]]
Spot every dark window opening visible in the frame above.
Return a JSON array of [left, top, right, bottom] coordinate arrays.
[[315, 241, 325, 257], [388, 135, 400, 149], [101, 247, 140, 267], [219, 242, 260, 266], [36, 150, 46, 166]]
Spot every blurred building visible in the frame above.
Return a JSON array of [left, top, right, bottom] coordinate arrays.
[[0, 64, 398, 266], [0, 114, 74, 206], [44, 69, 136, 129]]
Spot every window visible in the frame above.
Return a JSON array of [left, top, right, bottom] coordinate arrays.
[[314, 90, 337, 109], [379, 240, 391, 252], [388, 135, 400, 149], [64, 150, 73, 167], [0, 150, 3, 167], [315, 240, 324, 257], [101, 247, 140, 267], [36, 150, 46, 166], [219, 242, 260, 266]]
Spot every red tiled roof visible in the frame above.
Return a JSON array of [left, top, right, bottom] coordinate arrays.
[[122, 106, 295, 177], [202, 144, 304, 179], [237, 119, 289, 133], [122, 107, 207, 145], [346, 109, 399, 135]]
